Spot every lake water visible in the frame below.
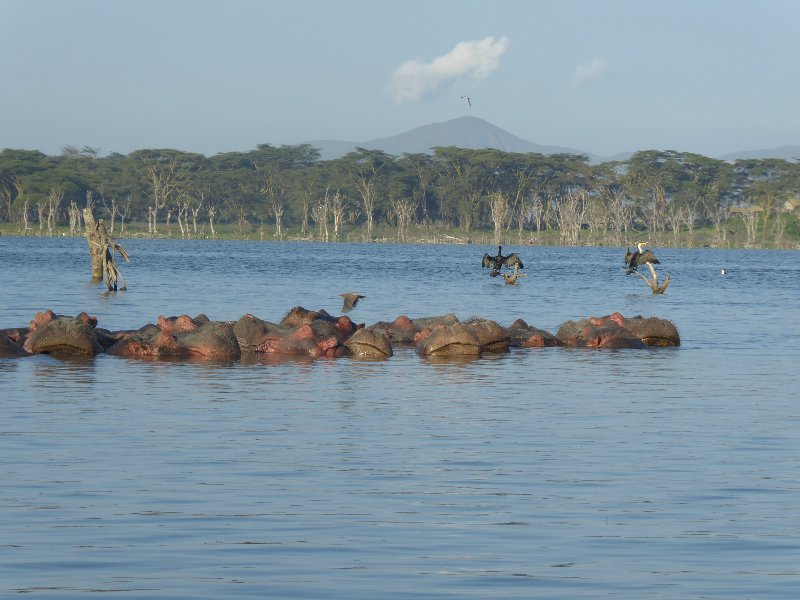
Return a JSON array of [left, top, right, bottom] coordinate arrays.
[[1, 235, 798, 599]]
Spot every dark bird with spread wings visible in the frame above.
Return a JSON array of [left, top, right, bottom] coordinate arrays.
[[482, 245, 524, 276], [625, 242, 660, 274]]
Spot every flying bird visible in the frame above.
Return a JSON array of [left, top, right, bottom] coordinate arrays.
[[624, 242, 660, 274], [460, 95, 472, 107], [339, 293, 365, 313]]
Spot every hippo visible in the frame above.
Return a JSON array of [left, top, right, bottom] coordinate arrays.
[[415, 322, 481, 357], [1, 308, 679, 361], [368, 314, 460, 345], [22, 310, 105, 355], [556, 312, 680, 348], [234, 311, 350, 358], [506, 319, 562, 348], [463, 318, 511, 353], [344, 328, 393, 358], [108, 316, 240, 360], [0, 327, 29, 357]]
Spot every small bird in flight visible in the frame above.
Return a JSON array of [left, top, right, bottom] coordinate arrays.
[[461, 95, 472, 107], [339, 293, 365, 313]]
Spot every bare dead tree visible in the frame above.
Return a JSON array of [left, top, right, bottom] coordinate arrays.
[[489, 191, 509, 245], [118, 197, 131, 236], [352, 173, 377, 240], [682, 198, 700, 248], [631, 262, 671, 294], [46, 187, 63, 236], [392, 197, 416, 243], [604, 187, 631, 247], [35, 200, 46, 234], [144, 159, 190, 236], [165, 208, 174, 237], [584, 190, 609, 245], [772, 204, 787, 248], [734, 203, 761, 247], [502, 264, 526, 285], [83, 209, 129, 291], [11, 177, 27, 231], [703, 183, 728, 247], [190, 194, 203, 238], [756, 192, 778, 247], [648, 181, 668, 244], [176, 201, 187, 238], [22, 199, 31, 235], [0, 180, 14, 223], [298, 190, 311, 236], [68, 201, 81, 235], [556, 189, 588, 245], [330, 189, 348, 240], [665, 203, 684, 247], [514, 193, 533, 244], [528, 192, 545, 242], [208, 206, 217, 239], [258, 172, 286, 240], [310, 197, 330, 242], [98, 189, 125, 235]]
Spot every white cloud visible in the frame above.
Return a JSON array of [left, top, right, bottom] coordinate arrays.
[[572, 58, 608, 87], [390, 36, 509, 104]]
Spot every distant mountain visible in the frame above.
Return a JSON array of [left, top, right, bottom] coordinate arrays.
[[718, 145, 800, 162], [302, 117, 799, 164], [303, 116, 592, 161]]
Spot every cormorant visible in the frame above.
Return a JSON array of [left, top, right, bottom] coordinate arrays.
[[625, 242, 660, 274], [482, 246, 524, 274], [340, 293, 365, 313]]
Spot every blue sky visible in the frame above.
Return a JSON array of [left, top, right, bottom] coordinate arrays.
[[2, 0, 799, 158]]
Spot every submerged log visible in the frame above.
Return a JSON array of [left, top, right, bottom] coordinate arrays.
[[83, 209, 129, 291]]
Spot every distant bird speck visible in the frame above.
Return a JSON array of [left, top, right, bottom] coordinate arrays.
[[461, 95, 472, 107], [721, 269, 726, 275], [340, 293, 365, 313]]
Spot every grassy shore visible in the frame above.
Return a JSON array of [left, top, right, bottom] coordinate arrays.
[[0, 221, 797, 249]]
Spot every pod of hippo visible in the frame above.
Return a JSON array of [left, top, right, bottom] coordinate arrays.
[[0, 307, 680, 360]]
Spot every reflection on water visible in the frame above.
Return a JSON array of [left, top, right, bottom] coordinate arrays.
[[1, 237, 799, 598]]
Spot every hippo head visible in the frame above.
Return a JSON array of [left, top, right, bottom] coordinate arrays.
[[344, 328, 393, 358]]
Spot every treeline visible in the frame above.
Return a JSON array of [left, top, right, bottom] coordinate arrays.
[[1, 143, 799, 247]]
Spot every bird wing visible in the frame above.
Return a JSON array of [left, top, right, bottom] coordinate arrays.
[[639, 250, 660, 265], [340, 293, 364, 312]]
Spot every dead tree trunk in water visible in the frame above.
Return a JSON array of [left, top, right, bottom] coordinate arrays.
[[633, 262, 670, 294], [83, 208, 129, 291]]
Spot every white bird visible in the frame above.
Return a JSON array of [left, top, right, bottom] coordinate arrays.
[[460, 95, 471, 107]]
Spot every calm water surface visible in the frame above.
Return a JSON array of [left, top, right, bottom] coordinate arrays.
[[1, 236, 798, 598]]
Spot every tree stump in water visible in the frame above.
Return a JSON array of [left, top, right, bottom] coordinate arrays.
[[634, 262, 670, 294], [502, 264, 527, 285], [83, 209, 129, 291]]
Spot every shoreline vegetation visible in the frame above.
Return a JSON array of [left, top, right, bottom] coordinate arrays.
[[2, 146, 799, 251], [1, 220, 797, 249]]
